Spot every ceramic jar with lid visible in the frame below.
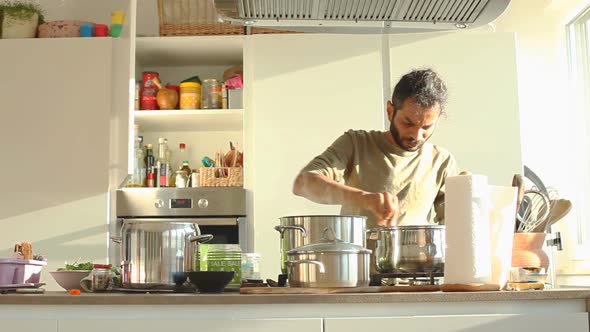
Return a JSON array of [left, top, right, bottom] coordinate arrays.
[[179, 82, 201, 109]]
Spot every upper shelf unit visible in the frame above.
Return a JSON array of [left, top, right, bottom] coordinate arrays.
[[135, 109, 243, 132], [135, 35, 244, 66]]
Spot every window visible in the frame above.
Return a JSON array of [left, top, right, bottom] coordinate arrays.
[[566, 6, 590, 260]]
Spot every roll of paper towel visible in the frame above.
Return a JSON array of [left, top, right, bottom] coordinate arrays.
[[444, 174, 492, 284]]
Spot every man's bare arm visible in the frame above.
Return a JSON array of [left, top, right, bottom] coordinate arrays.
[[293, 171, 399, 225]]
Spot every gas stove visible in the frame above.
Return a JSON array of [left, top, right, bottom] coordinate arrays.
[[369, 272, 443, 286]]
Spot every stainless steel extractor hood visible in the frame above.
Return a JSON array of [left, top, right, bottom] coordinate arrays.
[[214, 0, 511, 34]]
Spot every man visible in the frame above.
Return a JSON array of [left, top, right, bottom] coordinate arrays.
[[293, 68, 458, 228]]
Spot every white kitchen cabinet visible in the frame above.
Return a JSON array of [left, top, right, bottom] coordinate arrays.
[[1, 320, 57, 332], [388, 32, 522, 186], [59, 318, 321, 332], [325, 313, 589, 332], [132, 35, 245, 181], [245, 33, 387, 278], [0, 0, 135, 290]]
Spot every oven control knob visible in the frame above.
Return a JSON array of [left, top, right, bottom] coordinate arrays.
[[197, 198, 209, 209], [154, 199, 165, 208]]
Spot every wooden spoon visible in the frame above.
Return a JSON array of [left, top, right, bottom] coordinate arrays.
[[512, 174, 525, 231], [532, 199, 572, 232]]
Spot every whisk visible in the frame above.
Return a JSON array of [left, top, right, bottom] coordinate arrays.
[[517, 189, 551, 232]]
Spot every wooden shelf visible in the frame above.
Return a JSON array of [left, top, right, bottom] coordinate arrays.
[[134, 109, 243, 132], [135, 36, 244, 66]]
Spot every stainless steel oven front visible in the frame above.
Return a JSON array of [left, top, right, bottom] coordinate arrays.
[[111, 187, 247, 287]]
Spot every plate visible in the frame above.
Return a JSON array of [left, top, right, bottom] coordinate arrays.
[[0, 283, 45, 290]]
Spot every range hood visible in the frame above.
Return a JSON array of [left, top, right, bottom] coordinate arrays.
[[213, 0, 511, 34]]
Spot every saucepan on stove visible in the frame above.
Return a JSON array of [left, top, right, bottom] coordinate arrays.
[[286, 228, 371, 287], [366, 225, 445, 274], [274, 215, 367, 274]]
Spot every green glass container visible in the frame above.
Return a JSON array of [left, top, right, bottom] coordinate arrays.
[[198, 244, 242, 287]]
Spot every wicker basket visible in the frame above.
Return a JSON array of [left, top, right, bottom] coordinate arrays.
[[199, 167, 243, 187], [157, 0, 296, 36]]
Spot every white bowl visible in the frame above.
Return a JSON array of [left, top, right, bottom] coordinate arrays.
[[49, 271, 91, 291]]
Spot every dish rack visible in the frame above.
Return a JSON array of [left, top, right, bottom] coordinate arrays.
[[199, 167, 243, 187], [157, 0, 295, 36]]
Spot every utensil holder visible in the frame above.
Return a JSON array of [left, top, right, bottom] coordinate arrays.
[[199, 167, 243, 187], [511, 232, 549, 269]]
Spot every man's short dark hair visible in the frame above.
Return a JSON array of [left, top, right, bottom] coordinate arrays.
[[392, 68, 448, 115]]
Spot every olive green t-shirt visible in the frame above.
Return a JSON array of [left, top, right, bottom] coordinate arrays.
[[301, 130, 458, 228]]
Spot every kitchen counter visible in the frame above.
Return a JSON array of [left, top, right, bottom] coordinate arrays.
[[2, 289, 590, 332], [0, 288, 589, 305]]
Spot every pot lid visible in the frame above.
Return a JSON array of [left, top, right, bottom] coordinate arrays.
[[287, 228, 371, 255]]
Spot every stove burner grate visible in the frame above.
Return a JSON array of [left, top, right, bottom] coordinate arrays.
[[370, 272, 443, 286]]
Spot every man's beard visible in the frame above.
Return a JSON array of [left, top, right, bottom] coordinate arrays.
[[389, 121, 424, 152]]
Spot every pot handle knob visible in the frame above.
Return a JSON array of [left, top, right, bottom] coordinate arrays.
[[286, 259, 325, 273], [274, 225, 307, 238], [190, 234, 213, 243]]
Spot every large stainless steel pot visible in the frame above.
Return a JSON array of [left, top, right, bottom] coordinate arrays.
[[366, 225, 445, 274], [275, 215, 367, 274], [286, 229, 371, 287], [113, 219, 212, 288]]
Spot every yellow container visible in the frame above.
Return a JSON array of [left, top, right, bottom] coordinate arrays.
[[111, 11, 126, 25], [179, 82, 201, 109]]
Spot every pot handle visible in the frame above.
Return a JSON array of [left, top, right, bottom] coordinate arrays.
[[274, 225, 307, 238], [286, 259, 325, 273], [190, 234, 213, 243], [110, 237, 122, 244]]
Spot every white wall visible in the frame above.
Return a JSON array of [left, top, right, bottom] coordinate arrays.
[[388, 32, 522, 186], [492, 0, 590, 278]]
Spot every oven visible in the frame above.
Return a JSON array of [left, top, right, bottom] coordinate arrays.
[[111, 187, 248, 285]]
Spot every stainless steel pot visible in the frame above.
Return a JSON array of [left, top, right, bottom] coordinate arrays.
[[275, 215, 367, 274], [286, 229, 371, 287], [366, 225, 445, 274], [113, 219, 212, 288]]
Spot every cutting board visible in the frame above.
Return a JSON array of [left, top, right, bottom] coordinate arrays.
[[440, 283, 500, 292], [240, 285, 440, 294]]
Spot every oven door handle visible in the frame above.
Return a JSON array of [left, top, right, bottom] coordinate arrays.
[[120, 217, 239, 226]]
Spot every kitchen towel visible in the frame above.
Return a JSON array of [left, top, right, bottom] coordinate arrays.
[[488, 185, 517, 289], [444, 174, 492, 284]]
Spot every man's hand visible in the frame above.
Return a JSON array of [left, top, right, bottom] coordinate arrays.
[[361, 192, 399, 226]]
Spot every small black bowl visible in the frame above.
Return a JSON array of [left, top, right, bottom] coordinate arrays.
[[187, 271, 235, 293], [172, 272, 188, 286]]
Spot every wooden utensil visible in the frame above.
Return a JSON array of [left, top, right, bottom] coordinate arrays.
[[512, 174, 525, 231], [532, 199, 572, 232]]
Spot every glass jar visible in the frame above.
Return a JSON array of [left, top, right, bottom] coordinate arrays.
[[198, 244, 242, 287], [91, 264, 112, 292], [175, 170, 189, 188], [241, 253, 261, 281], [201, 79, 222, 109], [179, 82, 201, 109], [140, 71, 159, 110], [191, 169, 200, 188]]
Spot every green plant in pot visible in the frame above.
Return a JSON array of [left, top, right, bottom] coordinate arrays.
[[0, 1, 45, 39]]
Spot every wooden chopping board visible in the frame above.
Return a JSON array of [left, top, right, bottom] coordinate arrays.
[[240, 285, 440, 294]]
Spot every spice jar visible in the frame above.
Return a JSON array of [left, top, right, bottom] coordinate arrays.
[[140, 71, 159, 110], [175, 170, 189, 188], [91, 264, 112, 292], [201, 79, 222, 109], [179, 82, 201, 109]]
